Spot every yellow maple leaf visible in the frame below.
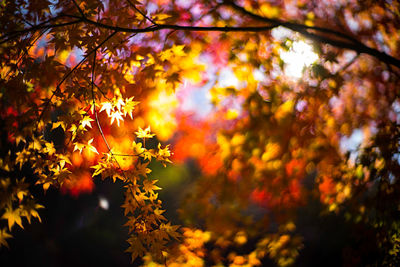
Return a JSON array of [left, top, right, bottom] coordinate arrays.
[[87, 138, 99, 154], [135, 126, 155, 139], [81, 116, 94, 129], [44, 142, 56, 156], [143, 179, 161, 195], [42, 182, 51, 191], [122, 97, 139, 119], [73, 142, 85, 154], [121, 202, 136, 216], [2, 207, 23, 230], [153, 13, 172, 22], [68, 124, 77, 132], [17, 190, 27, 202], [114, 97, 125, 112], [23, 202, 44, 224], [110, 110, 124, 126], [100, 101, 113, 116], [171, 44, 186, 57], [141, 150, 155, 161], [132, 141, 145, 155], [91, 162, 106, 177], [157, 143, 172, 166], [0, 228, 12, 248], [136, 161, 151, 177], [52, 121, 66, 131]]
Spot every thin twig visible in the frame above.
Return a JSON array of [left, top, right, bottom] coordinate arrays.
[[114, 153, 143, 157], [90, 52, 112, 155], [126, 0, 157, 25], [20, 16, 34, 27], [4, 30, 45, 79], [91, 79, 112, 101], [163, 29, 177, 49], [72, 0, 86, 18], [90, 49, 127, 178], [0, 17, 82, 45], [334, 53, 360, 76], [37, 31, 117, 124]]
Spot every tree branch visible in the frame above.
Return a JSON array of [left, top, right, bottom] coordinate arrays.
[[224, 0, 362, 45], [3, 7, 399, 69], [126, 0, 157, 25], [90, 43, 127, 176], [37, 31, 117, 124], [224, 0, 400, 69], [71, 0, 86, 18], [0, 18, 82, 45], [63, 14, 278, 33]]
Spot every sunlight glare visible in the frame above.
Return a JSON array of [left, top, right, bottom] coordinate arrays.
[[280, 40, 318, 78]]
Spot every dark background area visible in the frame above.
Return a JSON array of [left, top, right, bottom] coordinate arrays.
[[0, 179, 134, 267], [0, 172, 379, 267]]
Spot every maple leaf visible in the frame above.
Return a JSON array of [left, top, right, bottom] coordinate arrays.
[[161, 222, 182, 241], [52, 121, 66, 131], [23, 201, 44, 224], [87, 138, 99, 154], [155, 228, 170, 242], [81, 116, 94, 129], [112, 172, 125, 183], [171, 44, 186, 57], [153, 13, 172, 23], [44, 142, 56, 156], [122, 97, 139, 119], [110, 110, 124, 126], [91, 162, 106, 177], [124, 215, 137, 233], [154, 208, 167, 222], [2, 207, 23, 230], [126, 236, 146, 262], [166, 72, 180, 89], [132, 141, 145, 155], [73, 142, 85, 154], [135, 126, 155, 139], [157, 143, 172, 166], [157, 143, 171, 157], [114, 97, 125, 112], [136, 161, 151, 177], [17, 190, 27, 202], [121, 201, 136, 216], [58, 154, 72, 166], [68, 123, 77, 133], [0, 228, 12, 248], [141, 149, 155, 161], [100, 101, 113, 116], [143, 179, 161, 195]]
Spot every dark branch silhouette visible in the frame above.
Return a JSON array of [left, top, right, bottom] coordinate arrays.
[[2, 3, 399, 68]]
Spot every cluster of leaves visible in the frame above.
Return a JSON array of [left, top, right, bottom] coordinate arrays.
[[91, 126, 179, 261], [1, 0, 400, 266], [0, 0, 185, 261]]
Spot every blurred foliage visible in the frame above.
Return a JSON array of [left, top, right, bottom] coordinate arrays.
[[1, 0, 400, 266]]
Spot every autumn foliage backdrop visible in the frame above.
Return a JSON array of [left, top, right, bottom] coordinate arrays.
[[1, 0, 400, 266]]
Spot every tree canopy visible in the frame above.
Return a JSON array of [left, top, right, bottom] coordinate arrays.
[[1, 0, 400, 266]]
